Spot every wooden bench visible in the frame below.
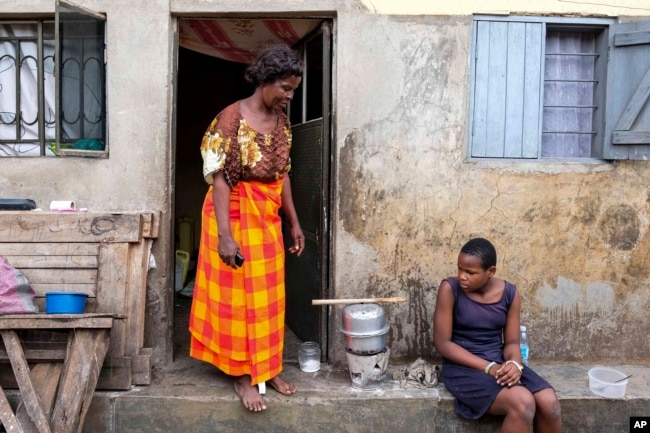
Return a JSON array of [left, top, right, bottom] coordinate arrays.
[[0, 211, 160, 390], [0, 314, 115, 433]]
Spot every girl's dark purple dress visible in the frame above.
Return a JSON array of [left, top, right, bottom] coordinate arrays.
[[440, 277, 553, 419]]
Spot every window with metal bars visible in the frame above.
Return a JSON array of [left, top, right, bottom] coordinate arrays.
[[0, 2, 106, 157], [542, 30, 600, 158], [469, 16, 650, 161], [0, 22, 56, 156]]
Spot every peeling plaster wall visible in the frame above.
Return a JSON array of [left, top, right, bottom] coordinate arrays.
[[331, 11, 650, 364], [1, 0, 648, 369]]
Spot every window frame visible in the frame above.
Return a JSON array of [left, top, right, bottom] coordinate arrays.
[[468, 15, 616, 161], [0, 20, 55, 157], [55, 0, 107, 158], [0, 2, 107, 158]]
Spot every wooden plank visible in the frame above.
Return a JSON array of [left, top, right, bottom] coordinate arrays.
[[615, 29, 650, 46], [20, 269, 97, 286], [96, 356, 132, 390], [485, 21, 508, 157], [1, 331, 51, 433], [139, 212, 162, 239], [106, 317, 126, 360], [614, 67, 650, 131], [140, 213, 153, 238], [30, 284, 97, 298], [15, 363, 63, 432], [5, 255, 98, 269], [50, 328, 110, 433], [0, 348, 67, 362], [131, 350, 152, 385], [613, 130, 650, 144], [0, 384, 24, 433], [0, 212, 143, 243], [124, 240, 149, 357], [522, 22, 543, 158], [0, 314, 115, 330], [0, 360, 132, 391], [504, 21, 526, 158], [312, 297, 407, 305], [0, 243, 99, 257], [471, 20, 490, 157], [96, 243, 129, 359], [150, 211, 161, 239], [95, 243, 128, 314]]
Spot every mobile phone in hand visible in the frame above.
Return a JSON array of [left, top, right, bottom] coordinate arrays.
[[235, 251, 245, 267]]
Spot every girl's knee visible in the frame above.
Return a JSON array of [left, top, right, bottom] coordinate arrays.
[[542, 396, 562, 420], [537, 390, 562, 421], [509, 392, 536, 423]]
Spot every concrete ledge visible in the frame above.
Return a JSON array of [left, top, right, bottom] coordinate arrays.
[[71, 362, 649, 433]]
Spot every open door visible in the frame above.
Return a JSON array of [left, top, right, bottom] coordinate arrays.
[[172, 17, 333, 361], [283, 22, 333, 355]]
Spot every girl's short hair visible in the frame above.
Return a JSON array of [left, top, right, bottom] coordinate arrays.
[[460, 238, 497, 270], [244, 44, 303, 86]]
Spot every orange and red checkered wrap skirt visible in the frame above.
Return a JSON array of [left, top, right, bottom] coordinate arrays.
[[189, 179, 286, 386]]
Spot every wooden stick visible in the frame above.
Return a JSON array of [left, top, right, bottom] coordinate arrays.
[[312, 297, 407, 305]]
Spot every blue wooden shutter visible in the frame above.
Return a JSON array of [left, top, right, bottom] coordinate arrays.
[[604, 21, 650, 160], [471, 20, 543, 158]]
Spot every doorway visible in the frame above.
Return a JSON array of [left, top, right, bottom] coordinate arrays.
[[172, 17, 333, 361]]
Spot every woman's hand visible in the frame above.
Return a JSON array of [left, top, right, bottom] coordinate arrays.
[[495, 361, 523, 387], [288, 224, 305, 256], [218, 235, 242, 269], [280, 176, 304, 257]]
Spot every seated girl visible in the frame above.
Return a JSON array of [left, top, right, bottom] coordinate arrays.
[[433, 237, 562, 433]]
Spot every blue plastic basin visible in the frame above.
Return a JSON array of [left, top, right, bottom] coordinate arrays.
[[45, 292, 88, 314]]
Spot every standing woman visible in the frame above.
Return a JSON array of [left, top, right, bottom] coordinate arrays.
[[189, 44, 305, 412]]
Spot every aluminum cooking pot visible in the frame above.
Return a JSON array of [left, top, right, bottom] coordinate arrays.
[[341, 303, 389, 355]]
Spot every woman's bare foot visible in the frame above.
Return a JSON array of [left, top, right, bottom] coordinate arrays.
[[234, 375, 266, 411], [268, 375, 297, 395]]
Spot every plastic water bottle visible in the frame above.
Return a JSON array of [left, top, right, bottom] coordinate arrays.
[[520, 325, 530, 366]]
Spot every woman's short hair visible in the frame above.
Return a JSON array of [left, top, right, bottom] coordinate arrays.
[[460, 238, 497, 270], [244, 44, 303, 86]]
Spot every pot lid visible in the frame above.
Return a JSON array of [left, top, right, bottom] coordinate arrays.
[[342, 303, 385, 319]]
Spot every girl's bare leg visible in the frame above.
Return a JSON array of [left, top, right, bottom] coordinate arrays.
[[488, 386, 536, 433], [533, 388, 562, 433]]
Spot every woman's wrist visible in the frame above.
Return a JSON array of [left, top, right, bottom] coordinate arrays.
[[505, 360, 524, 371], [484, 361, 496, 374]]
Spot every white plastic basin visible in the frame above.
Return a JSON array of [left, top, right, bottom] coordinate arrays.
[[588, 367, 628, 398]]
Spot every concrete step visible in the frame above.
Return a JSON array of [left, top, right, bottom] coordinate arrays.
[[73, 362, 648, 433]]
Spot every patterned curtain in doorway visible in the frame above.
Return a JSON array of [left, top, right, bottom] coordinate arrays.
[[178, 19, 321, 63]]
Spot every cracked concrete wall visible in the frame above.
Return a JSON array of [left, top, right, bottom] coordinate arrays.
[[331, 12, 650, 364]]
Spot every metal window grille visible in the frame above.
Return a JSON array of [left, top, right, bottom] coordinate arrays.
[[0, 22, 55, 156], [542, 30, 603, 158], [0, 14, 106, 158]]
